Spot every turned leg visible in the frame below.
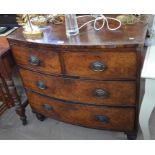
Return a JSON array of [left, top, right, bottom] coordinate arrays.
[[15, 103, 27, 125], [30, 107, 46, 121], [6, 78, 28, 125], [139, 79, 155, 140], [125, 132, 137, 140], [31, 108, 36, 114], [35, 112, 46, 121], [0, 75, 14, 108]]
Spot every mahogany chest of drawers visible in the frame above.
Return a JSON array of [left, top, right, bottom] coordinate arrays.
[[7, 15, 151, 139]]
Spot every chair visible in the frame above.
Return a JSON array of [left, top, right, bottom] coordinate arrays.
[[0, 37, 27, 124], [0, 73, 14, 115]]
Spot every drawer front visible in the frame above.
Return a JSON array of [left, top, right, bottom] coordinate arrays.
[[11, 45, 61, 74], [27, 91, 135, 131], [63, 49, 137, 79], [20, 69, 136, 106]]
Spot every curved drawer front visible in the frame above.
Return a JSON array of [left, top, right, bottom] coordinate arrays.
[[63, 49, 137, 79], [27, 91, 135, 131], [20, 69, 136, 106], [11, 45, 61, 74]]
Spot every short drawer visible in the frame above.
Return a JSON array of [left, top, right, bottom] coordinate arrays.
[[27, 91, 135, 131], [20, 69, 136, 106], [11, 45, 61, 74], [63, 49, 137, 79]]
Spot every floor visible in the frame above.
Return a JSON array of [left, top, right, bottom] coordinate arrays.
[[0, 103, 155, 140]]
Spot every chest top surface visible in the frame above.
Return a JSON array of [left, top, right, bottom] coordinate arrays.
[[7, 15, 152, 49]]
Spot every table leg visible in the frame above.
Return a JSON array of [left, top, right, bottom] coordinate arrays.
[[6, 78, 28, 125], [139, 79, 155, 140]]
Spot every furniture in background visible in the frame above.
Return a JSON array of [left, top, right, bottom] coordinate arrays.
[[0, 14, 18, 37], [0, 14, 17, 27], [0, 37, 27, 123], [139, 16, 155, 139], [7, 15, 151, 139], [0, 37, 14, 115], [0, 73, 13, 115]]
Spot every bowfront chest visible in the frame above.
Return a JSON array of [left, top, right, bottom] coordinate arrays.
[[7, 15, 151, 139]]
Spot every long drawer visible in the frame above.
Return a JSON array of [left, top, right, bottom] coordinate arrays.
[[20, 69, 136, 106], [11, 45, 61, 74], [27, 91, 135, 131], [63, 49, 137, 79]]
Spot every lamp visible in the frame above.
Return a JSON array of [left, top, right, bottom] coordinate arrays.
[[22, 14, 43, 39]]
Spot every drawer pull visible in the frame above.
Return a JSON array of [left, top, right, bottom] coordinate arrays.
[[42, 104, 53, 111], [93, 89, 109, 98], [29, 55, 40, 66], [36, 81, 47, 90], [90, 61, 107, 72], [96, 115, 109, 123]]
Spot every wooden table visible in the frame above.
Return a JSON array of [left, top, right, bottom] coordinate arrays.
[[0, 37, 27, 125]]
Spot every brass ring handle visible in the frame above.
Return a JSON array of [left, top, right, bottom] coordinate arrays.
[[42, 104, 53, 111], [28, 55, 40, 66], [96, 115, 109, 123], [90, 61, 107, 72], [36, 81, 47, 90], [93, 89, 109, 98]]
